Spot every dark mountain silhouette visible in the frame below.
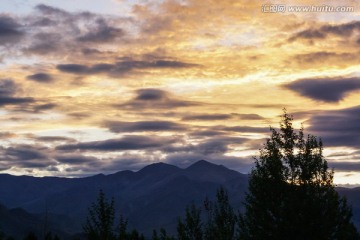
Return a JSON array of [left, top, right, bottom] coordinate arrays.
[[0, 160, 247, 237], [0, 203, 73, 239], [0, 160, 359, 239]]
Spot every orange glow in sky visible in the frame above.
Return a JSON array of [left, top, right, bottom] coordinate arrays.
[[0, 0, 360, 185]]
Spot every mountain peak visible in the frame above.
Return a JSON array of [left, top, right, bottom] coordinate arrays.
[[187, 160, 224, 170], [184, 160, 241, 183], [138, 162, 180, 176]]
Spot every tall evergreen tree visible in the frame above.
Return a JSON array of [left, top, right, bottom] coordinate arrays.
[[177, 203, 203, 240], [204, 187, 237, 240], [23, 232, 37, 240], [117, 215, 128, 240], [83, 190, 115, 240], [126, 229, 145, 240], [152, 230, 160, 240], [238, 111, 359, 240]]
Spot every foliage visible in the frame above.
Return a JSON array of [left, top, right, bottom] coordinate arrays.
[[83, 190, 115, 240], [152, 228, 174, 240], [83, 190, 145, 240], [23, 232, 38, 240], [125, 229, 145, 240], [238, 111, 359, 240], [177, 187, 237, 240], [204, 187, 237, 240], [177, 203, 203, 240], [117, 215, 128, 240], [44, 232, 60, 240]]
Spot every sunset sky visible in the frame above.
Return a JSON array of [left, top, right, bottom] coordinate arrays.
[[0, 0, 360, 185]]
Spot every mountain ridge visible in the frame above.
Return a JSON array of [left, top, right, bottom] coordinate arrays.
[[0, 160, 360, 239], [0, 160, 247, 238]]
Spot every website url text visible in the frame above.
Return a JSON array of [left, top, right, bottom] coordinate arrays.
[[261, 5, 355, 13]]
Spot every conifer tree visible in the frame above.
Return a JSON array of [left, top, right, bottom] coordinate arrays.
[[83, 190, 115, 240], [238, 111, 359, 240], [177, 203, 203, 240], [23, 232, 37, 240], [204, 187, 237, 240]]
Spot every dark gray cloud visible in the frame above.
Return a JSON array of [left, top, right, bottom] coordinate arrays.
[[289, 21, 360, 42], [103, 120, 186, 133], [77, 18, 124, 43], [182, 113, 264, 121], [33, 103, 57, 112], [24, 32, 62, 55], [195, 138, 237, 155], [235, 113, 265, 120], [56, 59, 199, 76], [27, 72, 54, 83], [56, 135, 178, 151], [0, 141, 101, 173], [7, 101, 58, 114], [67, 112, 91, 120], [162, 136, 248, 155], [112, 60, 199, 74], [3, 145, 48, 161], [0, 97, 35, 106], [294, 52, 356, 64], [215, 125, 269, 133], [0, 15, 24, 44], [307, 106, 360, 147], [31, 17, 56, 27], [284, 77, 360, 102], [0, 79, 35, 106], [67, 112, 92, 119], [0, 79, 18, 96], [81, 48, 103, 55], [57, 64, 89, 74], [16, 161, 55, 169], [35, 4, 70, 16], [56, 155, 98, 164], [13, 4, 130, 57], [135, 88, 166, 101], [182, 114, 232, 121], [33, 136, 75, 142], [118, 88, 200, 110], [320, 21, 360, 36], [189, 130, 226, 137], [329, 161, 360, 172], [289, 29, 325, 41], [0, 80, 58, 112]]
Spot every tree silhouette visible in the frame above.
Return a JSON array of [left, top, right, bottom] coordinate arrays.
[[117, 214, 128, 240], [204, 187, 237, 240], [177, 203, 203, 240], [83, 190, 147, 240], [238, 111, 359, 240], [44, 232, 60, 240], [83, 190, 115, 240], [23, 232, 37, 240], [126, 229, 145, 240], [152, 228, 174, 240]]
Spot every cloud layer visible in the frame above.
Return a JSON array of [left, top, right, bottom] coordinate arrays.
[[0, 1, 359, 183], [285, 77, 360, 102]]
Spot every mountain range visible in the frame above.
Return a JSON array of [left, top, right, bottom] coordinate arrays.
[[0, 160, 359, 239]]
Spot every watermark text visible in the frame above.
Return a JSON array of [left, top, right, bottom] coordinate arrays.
[[261, 4, 355, 13]]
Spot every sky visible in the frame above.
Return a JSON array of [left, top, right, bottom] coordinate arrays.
[[0, 0, 360, 185]]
